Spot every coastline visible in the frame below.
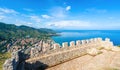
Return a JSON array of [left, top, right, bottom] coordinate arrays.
[[52, 30, 120, 46]]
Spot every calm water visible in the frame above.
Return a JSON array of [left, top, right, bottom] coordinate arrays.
[[52, 30, 120, 46]]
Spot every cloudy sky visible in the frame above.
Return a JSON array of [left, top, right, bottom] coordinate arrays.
[[0, 0, 120, 30]]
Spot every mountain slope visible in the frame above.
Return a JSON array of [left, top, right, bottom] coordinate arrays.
[[0, 22, 57, 40], [0, 22, 57, 52]]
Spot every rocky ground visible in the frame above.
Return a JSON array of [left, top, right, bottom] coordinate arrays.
[[47, 49, 120, 70], [2, 39, 55, 70], [3, 37, 120, 70]]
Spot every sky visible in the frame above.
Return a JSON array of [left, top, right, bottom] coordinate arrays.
[[0, 0, 120, 30]]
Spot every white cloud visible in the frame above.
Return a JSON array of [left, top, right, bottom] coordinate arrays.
[[86, 8, 107, 13], [50, 7, 67, 18], [46, 20, 120, 30], [41, 14, 51, 19], [27, 22, 33, 25], [0, 15, 5, 20], [46, 20, 91, 29], [29, 15, 41, 23], [0, 8, 19, 14], [15, 20, 33, 26], [66, 6, 71, 11]]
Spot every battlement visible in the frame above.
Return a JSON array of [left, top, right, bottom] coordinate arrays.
[[30, 38, 106, 57], [29, 37, 113, 58], [25, 37, 114, 69], [51, 37, 106, 49]]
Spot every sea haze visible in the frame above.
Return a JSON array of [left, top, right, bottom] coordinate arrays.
[[52, 30, 120, 46]]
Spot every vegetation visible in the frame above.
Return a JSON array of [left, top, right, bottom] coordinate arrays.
[[0, 22, 57, 52], [0, 22, 58, 69], [0, 22, 57, 41], [0, 52, 11, 70]]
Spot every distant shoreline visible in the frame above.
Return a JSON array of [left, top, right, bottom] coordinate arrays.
[[52, 30, 120, 46], [50, 33, 61, 36]]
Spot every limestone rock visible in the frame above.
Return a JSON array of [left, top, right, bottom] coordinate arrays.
[[62, 42, 68, 48], [103, 46, 112, 51], [87, 48, 102, 56], [111, 47, 120, 52], [70, 41, 75, 47], [76, 40, 81, 46], [3, 58, 14, 70]]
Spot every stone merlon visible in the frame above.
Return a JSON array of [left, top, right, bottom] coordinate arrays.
[[25, 37, 115, 69]]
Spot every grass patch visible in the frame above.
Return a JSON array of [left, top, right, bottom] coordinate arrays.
[[0, 52, 11, 70]]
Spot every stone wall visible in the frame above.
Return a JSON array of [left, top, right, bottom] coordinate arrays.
[[25, 37, 114, 69], [3, 50, 20, 70], [3, 50, 27, 70]]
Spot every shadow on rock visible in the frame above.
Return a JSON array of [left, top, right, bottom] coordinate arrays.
[[25, 61, 48, 70]]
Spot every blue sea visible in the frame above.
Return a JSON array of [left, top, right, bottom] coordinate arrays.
[[52, 30, 120, 46]]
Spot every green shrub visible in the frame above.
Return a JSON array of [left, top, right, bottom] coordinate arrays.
[[0, 52, 11, 70]]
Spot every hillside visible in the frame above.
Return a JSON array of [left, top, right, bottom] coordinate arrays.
[[0, 22, 56, 40], [0, 22, 57, 52]]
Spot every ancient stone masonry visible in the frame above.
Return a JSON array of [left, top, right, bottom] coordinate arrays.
[[70, 41, 75, 47], [76, 40, 81, 46], [3, 37, 116, 70], [3, 50, 22, 70], [25, 37, 115, 69], [101, 38, 114, 50], [62, 42, 68, 48], [28, 37, 111, 58], [29, 37, 106, 58]]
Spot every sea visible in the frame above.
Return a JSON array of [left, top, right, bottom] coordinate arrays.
[[52, 30, 120, 46]]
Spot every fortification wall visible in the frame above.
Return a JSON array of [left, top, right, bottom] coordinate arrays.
[[25, 38, 114, 69]]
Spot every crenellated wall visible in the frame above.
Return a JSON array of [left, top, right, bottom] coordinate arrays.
[[25, 37, 114, 69]]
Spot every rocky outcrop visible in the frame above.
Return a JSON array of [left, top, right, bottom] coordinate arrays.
[[3, 50, 19, 70], [0, 38, 54, 53], [3, 58, 14, 70], [3, 39, 54, 70], [3, 50, 26, 70], [3, 37, 120, 70]]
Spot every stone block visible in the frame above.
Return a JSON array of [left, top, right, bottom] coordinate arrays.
[[86, 40, 89, 44], [70, 41, 75, 47], [30, 48, 35, 57], [81, 40, 85, 44], [62, 42, 68, 48], [105, 38, 110, 42], [93, 38, 97, 42], [90, 39, 94, 43], [53, 43, 60, 49], [97, 38, 102, 41], [76, 40, 81, 46], [42, 43, 50, 52]]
